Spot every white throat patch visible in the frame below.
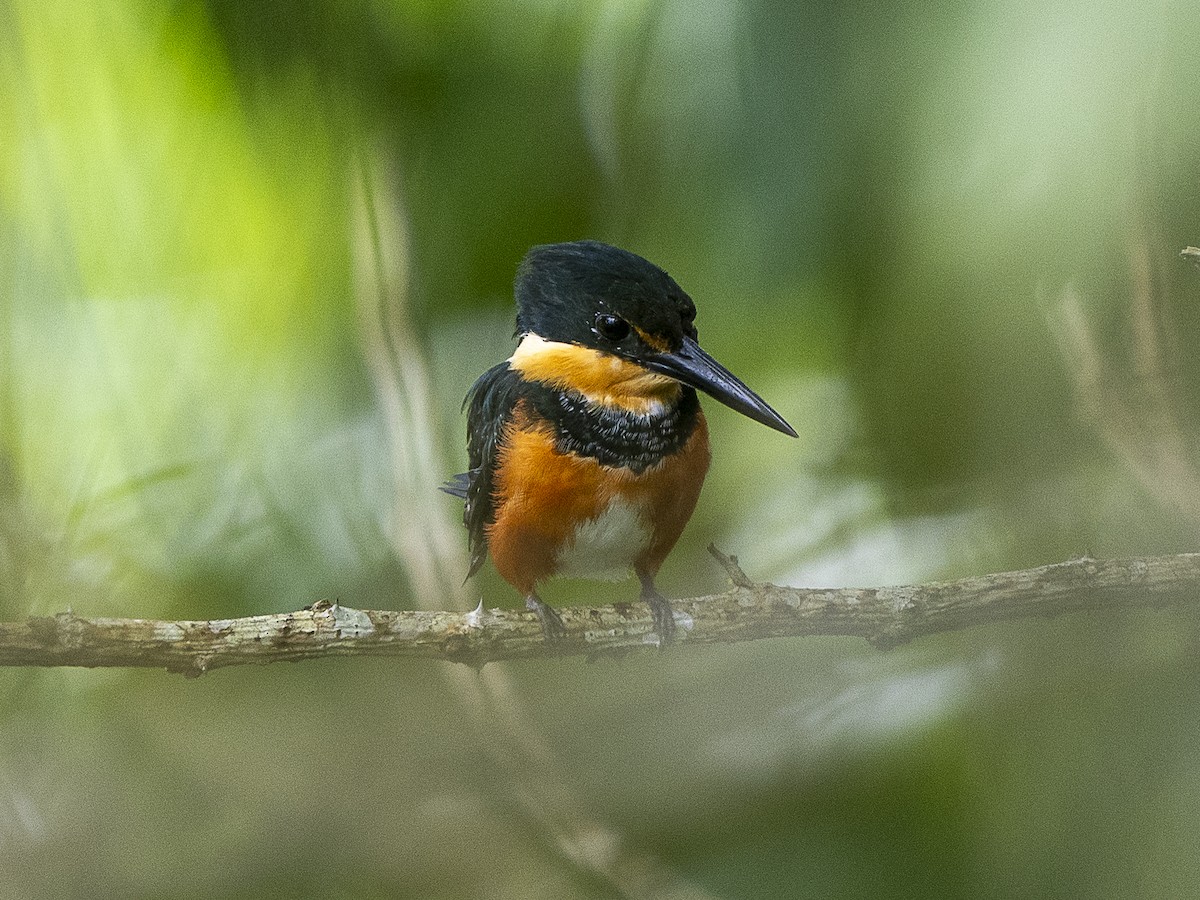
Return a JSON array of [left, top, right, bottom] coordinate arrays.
[[507, 332, 573, 365]]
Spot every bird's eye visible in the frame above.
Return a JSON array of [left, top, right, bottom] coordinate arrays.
[[594, 313, 631, 341]]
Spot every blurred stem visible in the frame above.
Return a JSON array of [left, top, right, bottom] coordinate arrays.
[[3, 551, 1197, 670], [1054, 242, 1200, 523], [583, 0, 668, 239]]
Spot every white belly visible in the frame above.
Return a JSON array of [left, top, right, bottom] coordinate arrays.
[[554, 497, 652, 581]]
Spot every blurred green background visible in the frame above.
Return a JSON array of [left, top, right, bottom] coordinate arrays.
[[4, 0, 1200, 897]]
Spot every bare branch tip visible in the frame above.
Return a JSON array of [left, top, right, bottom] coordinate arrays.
[[707, 544, 755, 589]]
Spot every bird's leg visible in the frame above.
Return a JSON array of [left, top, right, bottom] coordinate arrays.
[[525, 592, 566, 640], [637, 570, 676, 644]]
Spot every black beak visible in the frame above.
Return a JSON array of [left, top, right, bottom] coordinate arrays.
[[641, 336, 798, 437]]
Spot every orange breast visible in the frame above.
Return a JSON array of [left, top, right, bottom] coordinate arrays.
[[485, 404, 711, 595]]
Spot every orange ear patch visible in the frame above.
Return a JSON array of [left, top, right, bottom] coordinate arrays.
[[508, 334, 680, 414]]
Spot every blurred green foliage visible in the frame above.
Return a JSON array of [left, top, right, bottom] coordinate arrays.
[[4, 0, 1200, 897]]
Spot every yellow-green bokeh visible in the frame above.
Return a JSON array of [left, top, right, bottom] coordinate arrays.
[[3, 0, 1200, 896]]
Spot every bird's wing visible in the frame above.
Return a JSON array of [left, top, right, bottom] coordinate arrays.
[[442, 362, 524, 579]]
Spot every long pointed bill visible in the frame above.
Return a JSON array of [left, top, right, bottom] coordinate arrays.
[[642, 336, 798, 437]]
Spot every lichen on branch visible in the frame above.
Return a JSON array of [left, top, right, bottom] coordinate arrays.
[[1, 552, 1197, 675]]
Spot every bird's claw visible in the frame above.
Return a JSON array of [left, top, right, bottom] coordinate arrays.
[[526, 595, 567, 641], [642, 588, 676, 646]]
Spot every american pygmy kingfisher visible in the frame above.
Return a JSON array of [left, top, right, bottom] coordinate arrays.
[[443, 240, 796, 641]]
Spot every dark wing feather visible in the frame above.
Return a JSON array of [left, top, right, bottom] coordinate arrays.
[[443, 362, 523, 579], [439, 471, 471, 500]]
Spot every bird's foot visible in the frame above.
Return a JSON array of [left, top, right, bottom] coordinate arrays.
[[526, 594, 567, 641], [640, 583, 676, 646]]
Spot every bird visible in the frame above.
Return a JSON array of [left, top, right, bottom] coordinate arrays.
[[442, 240, 797, 641]]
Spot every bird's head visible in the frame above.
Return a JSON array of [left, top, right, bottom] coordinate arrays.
[[510, 240, 796, 436]]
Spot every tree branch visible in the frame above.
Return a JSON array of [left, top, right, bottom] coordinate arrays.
[[2, 551, 1198, 675]]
